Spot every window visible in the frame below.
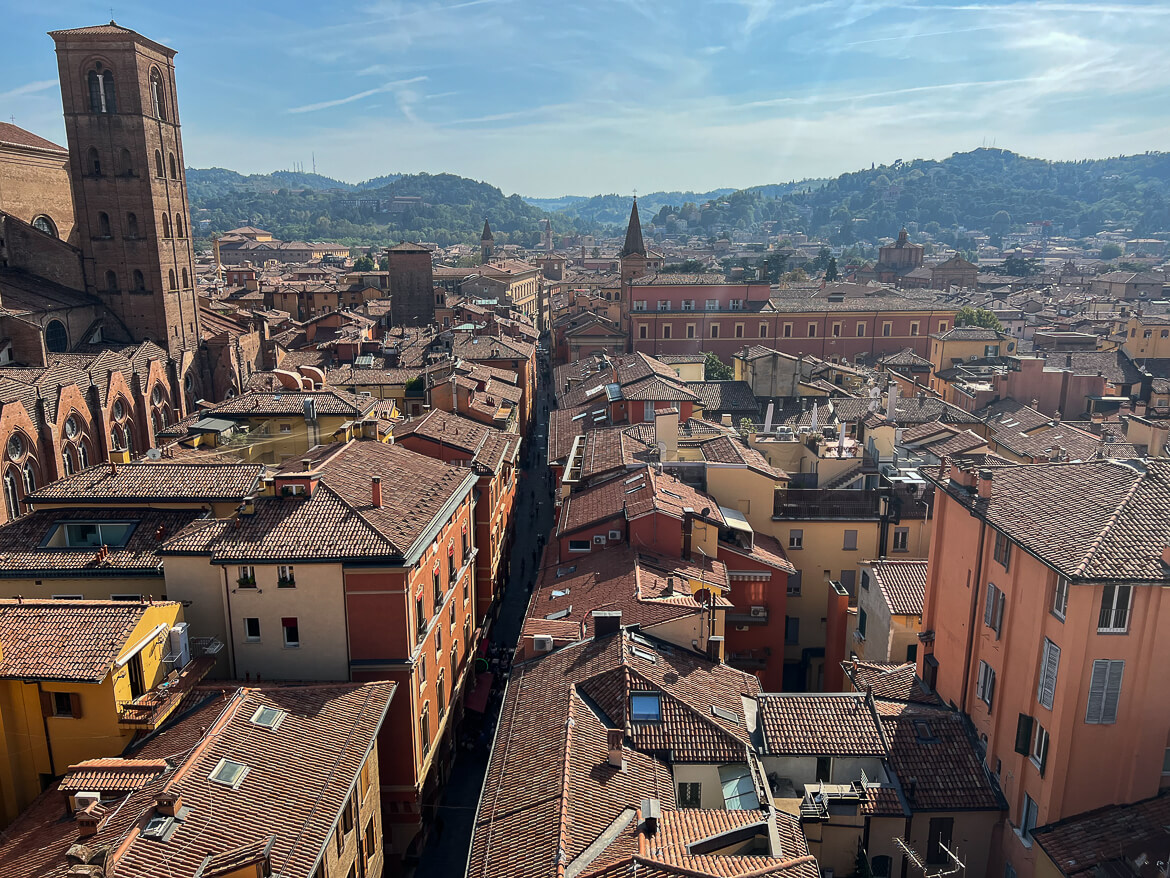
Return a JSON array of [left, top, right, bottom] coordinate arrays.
[[662, 324, 671, 339], [4, 471, 20, 520], [808, 323, 817, 338], [53, 691, 77, 717], [48, 520, 136, 548], [1085, 659, 1124, 724], [175, 213, 184, 237], [170, 155, 179, 180], [706, 299, 718, 310], [759, 322, 768, 337], [843, 529, 857, 550], [32, 215, 57, 237], [630, 692, 662, 722], [282, 617, 300, 647], [926, 817, 953, 865], [657, 300, 669, 311], [985, 344, 1001, 357], [250, 705, 287, 730], [1163, 748, 1170, 775], [162, 214, 172, 238], [788, 529, 803, 549], [832, 321, 842, 337], [856, 322, 866, 337], [938, 321, 949, 332], [730, 299, 744, 311], [87, 68, 117, 113], [783, 323, 792, 338], [976, 660, 995, 708], [420, 704, 431, 754], [209, 758, 250, 789], [735, 323, 744, 338], [155, 150, 165, 177], [638, 324, 647, 339], [437, 671, 446, 712], [1098, 584, 1132, 632], [416, 596, 426, 641], [633, 300, 646, 312], [710, 324, 719, 338], [861, 571, 870, 591], [181, 268, 189, 289], [787, 570, 802, 596], [857, 608, 868, 639], [993, 532, 1012, 570], [785, 616, 799, 644], [98, 211, 111, 237], [1019, 793, 1039, 844], [882, 322, 892, 337], [244, 618, 261, 641], [168, 269, 178, 291], [910, 321, 920, 337], [681, 299, 694, 311], [893, 527, 909, 551], [433, 569, 442, 607], [984, 583, 1005, 637], [1030, 722, 1049, 775], [133, 269, 146, 291], [1037, 639, 1060, 710], [687, 324, 695, 339], [238, 566, 256, 587], [1052, 577, 1069, 620], [87, 146, 102, 176], [19, 463, 35, 498], [677, 782, 701, 808]]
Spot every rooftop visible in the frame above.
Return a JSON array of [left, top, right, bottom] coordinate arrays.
[[758, 693, 888, 757], [866, 559, 927, 616], [30, 462, 264, 504], [1033, 790, 1170, 878]]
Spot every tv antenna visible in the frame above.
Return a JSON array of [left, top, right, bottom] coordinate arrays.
[[894, 838, 965, 878]]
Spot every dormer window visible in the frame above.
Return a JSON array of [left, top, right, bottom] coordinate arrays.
[[630, 692, 662, 723]]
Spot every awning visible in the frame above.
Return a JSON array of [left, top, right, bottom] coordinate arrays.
[[719, 506, 754, 533], [466, 672, 495, 713]]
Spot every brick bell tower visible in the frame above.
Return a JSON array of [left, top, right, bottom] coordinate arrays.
[[49, 22, 201, 352]]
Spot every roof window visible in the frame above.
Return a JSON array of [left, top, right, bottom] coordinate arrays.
[[711, 704, 740, 725], [630, 692, 662, 722], [250, 705, 287, 730], [208, 758, 250, 789], [45, 520, 138, 549]]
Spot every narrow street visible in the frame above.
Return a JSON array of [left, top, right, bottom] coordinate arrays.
[[412, 352, 555, 877]]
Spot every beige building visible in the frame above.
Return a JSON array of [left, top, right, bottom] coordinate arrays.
[[855, 559, 926, 664]]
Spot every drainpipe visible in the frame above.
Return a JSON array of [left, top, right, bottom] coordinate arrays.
[[222, 565, 237, 678], [35, 682, 59, 776]]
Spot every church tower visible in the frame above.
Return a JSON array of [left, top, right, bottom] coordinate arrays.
[[49, 22, 201, 352], [619, 197, 648, 283], [480, 218, 494, 264]]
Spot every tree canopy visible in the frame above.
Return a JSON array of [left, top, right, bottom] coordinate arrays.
[[955, 307, 1005, 331], [704, 352, 734, 381]]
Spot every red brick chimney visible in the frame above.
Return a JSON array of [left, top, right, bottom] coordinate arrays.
[[372, 476, 383, 509]]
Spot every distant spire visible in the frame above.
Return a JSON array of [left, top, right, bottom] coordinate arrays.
[[620, 197, 645, 258], [481, 218, 493, 242]]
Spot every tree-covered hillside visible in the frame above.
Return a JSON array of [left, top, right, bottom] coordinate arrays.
[[188, 171, 589, 247]]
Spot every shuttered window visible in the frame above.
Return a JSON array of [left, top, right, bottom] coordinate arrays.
[[976, 660, 995, 708], [1037, 639, 1060, 710], [984, 583, 1005, 637], [1085, 659, 1124, 724]]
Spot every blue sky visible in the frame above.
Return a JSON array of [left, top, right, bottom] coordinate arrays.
[[2, 1, 1169, 197]]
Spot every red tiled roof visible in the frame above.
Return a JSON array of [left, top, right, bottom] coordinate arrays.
[[0, 599, 175, 682], [844, 661, 940, 705], [866, 559, 927, 616], [30, 463, 263, 504], [758, 694, 888, 757], [1033, 791, 1170, 878], [59, 758, 169, 793], [876, 701, 1003, 811], [0, 122, 66, 153], [559, 466, 724, 536]]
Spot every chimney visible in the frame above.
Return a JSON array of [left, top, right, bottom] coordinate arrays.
[[641, 797, 661, 837], [721, 413, 733, 427], [654, 407, 678, 461], [665, 575, 675, 596], [592, 609, 622, 637], [372, 476, 383, 509], [681, 508, 694, 561], [706, 635, 725, 663], [607, 728, 625, 768], [155, 790, 182, 817], [301, 458, 312, 472], [977, 469, 993, 499]]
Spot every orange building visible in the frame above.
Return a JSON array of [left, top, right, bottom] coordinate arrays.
[[918, 459, 1170, 878]]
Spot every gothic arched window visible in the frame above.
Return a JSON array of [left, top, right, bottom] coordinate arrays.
[[21, 463, 36, 496], [169, 153, 178, 179], [181, 268, 189, 288], [3, 470, 20, 520], [174, 213, 184, 237], [133, 270, 146, 291], [155, 150, 164, 178], [98, 212, 111, 237], [150, 68, 167, 120], [162, 214, 172, 238], [119, 148, 133, 176], [168, 269, 177, 290], [105, 270, 118, 292], [127, 213, 139, 238], [87, 146, 102, 176], [87, 68, 116, 114]]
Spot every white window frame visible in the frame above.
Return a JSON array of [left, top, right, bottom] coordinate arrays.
[[705, 299, 719, 310], [1052, 577, 1069, 621], [282, 617, 300, 648], [1097, 584, 1132, 633], [789, 529, 803, 549], [893, 527, 909, 551], [976, 660, 995, 708], [1029, 722, 1049, 773], [633, 300, 647, 312], [243, 617, 261, 642], [657, 300, 670, 312], [1018, 793, 1039, 846]]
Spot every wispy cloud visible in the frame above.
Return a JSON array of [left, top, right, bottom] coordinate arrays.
[[287, 77, 427, 113], [0, 80, 57, 101]]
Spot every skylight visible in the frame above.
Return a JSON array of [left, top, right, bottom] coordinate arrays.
[[545, 607, 572, 620], [250, 705, 287, 730], [551, 588, 570, 598], [630, 692, 662, 722], [625, 485, 645, 494], [208, 758, 250, 789], [711, 705, 740, 725], [555, 566, 576, 578], [624, 474, 645, 484], [631, 647, 659, 663]]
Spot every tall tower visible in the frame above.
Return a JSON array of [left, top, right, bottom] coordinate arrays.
[[386, 241, 436, 328], [49, 22, 201, 352], [542, 217, 553, 251], [619, 197, 648, 283], [480, 218, 493, 264]]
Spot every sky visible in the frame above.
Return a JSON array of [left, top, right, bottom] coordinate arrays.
[[2, 1, 1169, 197]]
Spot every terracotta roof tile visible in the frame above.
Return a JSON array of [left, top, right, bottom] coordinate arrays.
[[0, 122, 66, 152], [844, 661, 940, 705], [1033, 791, 1170, 878], [866, 559, 927, 616], [758, 694, 888, 757], [30, 463, 263, 504]]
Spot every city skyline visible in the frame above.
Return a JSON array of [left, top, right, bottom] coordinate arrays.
[[2, 1, 1170, 197]]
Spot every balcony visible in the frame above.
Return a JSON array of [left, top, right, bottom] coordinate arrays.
[[727, 606, 769, 626], [773, 488, 881, 520], [117, 644, 220, 730]]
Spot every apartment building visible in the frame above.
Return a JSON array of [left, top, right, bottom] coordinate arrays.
[[0, 682, 393, 878], [919, 458, 1170, 878], [855, 559, 927, 664]]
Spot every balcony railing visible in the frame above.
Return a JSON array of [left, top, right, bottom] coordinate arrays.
[[774, 488, 882, 520], [117, 646, 220, 730]]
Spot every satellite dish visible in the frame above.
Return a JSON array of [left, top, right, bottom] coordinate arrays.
[[146, 448, 162, 460]]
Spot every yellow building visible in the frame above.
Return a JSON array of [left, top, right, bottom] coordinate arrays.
[[0, 599, 214, 827], [927, 326, 1017, 392], [854, 559, 926, 664], [1122, 314, 1170, 359]]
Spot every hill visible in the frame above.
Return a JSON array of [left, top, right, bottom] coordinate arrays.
[[187, 170, 585, 247]]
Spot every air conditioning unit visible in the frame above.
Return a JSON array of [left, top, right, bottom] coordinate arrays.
[[73, 792, 100, 812], [533, 635, 554, 653], [608, 530, 622, 541], [750, 606, 767, 618], [168, 623, 191, 670], [593, 535, 606, 545]]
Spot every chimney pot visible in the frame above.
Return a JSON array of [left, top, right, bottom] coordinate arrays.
[[707, 635, 725, 663], [607, 728, 624, 768], [301, 458, 311, 471], [372, 476, 383, 508]]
